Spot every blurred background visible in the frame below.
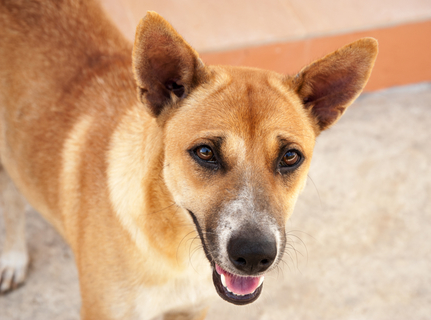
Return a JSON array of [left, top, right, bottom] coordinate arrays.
[[1, 0, 431, 319], [103, 0, 431, 91]]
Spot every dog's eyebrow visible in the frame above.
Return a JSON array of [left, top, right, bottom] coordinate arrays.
[[276, 134, 303, 146], [211, 136, 225, 150], [194, 130, 226, 140], [190, 132, 226, 147]]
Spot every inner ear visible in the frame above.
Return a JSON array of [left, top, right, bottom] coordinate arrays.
[[165, 79, 185, 98], [292, 38, 378, 132], [132, 12, 206, 117]]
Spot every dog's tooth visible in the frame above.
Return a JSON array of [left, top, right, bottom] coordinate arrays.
[[258, 276, 264, 287], [220, 274, 227, 288]]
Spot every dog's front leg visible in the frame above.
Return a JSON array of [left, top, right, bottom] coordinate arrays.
[[0, 167, 29, 293]]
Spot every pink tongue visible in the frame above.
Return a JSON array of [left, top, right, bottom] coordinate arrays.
[[216, 264, 262, 295]]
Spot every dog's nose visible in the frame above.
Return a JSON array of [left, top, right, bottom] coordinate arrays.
[[227, 233, 277, 274]]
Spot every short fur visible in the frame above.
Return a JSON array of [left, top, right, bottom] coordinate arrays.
[[0, 0, 378, 319]]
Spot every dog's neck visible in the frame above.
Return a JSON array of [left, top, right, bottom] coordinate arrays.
[[106, 104, 197, 272]]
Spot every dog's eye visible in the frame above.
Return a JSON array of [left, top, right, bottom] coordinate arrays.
[[195, 146, 215, 162], [280, 150, 301, 167]]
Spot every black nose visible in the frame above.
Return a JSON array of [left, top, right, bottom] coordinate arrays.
[[227, 232, 277, 274]]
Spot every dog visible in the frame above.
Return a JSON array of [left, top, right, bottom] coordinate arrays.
[[0, 0, 378, 319]]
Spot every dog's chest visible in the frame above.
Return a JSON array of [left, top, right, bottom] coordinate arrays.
[[133, 255, 216, 319]]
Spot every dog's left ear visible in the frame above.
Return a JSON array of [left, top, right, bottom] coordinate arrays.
[[132, 12, 207, 117], [291, 38, 378, 132]]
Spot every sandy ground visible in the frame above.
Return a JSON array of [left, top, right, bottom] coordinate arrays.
[[1, 83, 430, 319]]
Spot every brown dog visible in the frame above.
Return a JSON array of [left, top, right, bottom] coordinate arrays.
[[0, 0, 378, 319]]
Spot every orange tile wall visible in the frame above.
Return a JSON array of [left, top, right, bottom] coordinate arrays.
[[201, 20, 431, 91]]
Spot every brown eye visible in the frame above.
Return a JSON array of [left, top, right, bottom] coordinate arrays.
[[195, 146, 215, 161], [281, 150, 300, 167]]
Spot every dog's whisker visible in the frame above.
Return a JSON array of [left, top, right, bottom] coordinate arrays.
[[176, 230, 198, 263], [284, 242, 304, 270], [281, 250, 296, 270], [307, 174, 323, 211], [148, 202, 177, 216], [279, 260, 289, 275], [281, 258, 293, 275], [285, 231, 309, 265], [286, 229, 316, 241]]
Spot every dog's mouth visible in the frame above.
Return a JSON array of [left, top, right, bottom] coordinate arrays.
[[212, 263, 264, 305], [186, 210, 267, 305]]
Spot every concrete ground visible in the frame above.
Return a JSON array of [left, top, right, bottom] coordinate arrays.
[[1, 83, 430, 319]]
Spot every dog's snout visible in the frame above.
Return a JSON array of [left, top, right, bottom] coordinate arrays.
[[227, 233, 277, 274]]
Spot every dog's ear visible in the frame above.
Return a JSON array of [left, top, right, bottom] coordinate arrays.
[[291, 38, 378, 132], [132, 12, 207, 117]]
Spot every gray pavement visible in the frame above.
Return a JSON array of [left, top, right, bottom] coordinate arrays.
[[1, 83, 431, 319]]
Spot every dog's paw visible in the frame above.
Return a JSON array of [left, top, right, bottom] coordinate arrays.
[[0, 250, 29, 293]]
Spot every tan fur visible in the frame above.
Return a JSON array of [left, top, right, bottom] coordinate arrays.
[[0, 0, 378, 319]]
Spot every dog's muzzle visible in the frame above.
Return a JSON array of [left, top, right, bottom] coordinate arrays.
[[212, 231, 277, 305], [187, 209, 280, 305]]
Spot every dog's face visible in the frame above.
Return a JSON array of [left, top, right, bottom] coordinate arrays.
[[162, 67, 316, 304], [132, 12, 378, 305]]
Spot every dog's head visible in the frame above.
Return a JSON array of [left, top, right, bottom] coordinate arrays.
[[132, 12, 378, 305]]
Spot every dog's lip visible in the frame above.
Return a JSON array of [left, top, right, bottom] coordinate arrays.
[[212, 263, 264, 305], [185, 210, 265, 305]]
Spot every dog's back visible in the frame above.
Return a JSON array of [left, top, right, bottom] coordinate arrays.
[[0, 0, 136, 235]]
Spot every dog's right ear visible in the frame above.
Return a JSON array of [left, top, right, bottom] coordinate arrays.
[[132, 12, 207, 117]]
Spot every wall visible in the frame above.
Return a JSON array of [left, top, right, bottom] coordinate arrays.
[[101, 0, 431, 91]]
